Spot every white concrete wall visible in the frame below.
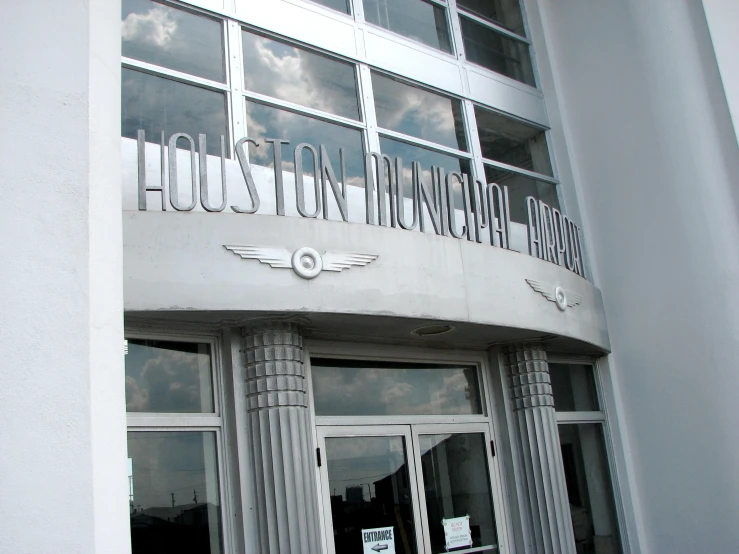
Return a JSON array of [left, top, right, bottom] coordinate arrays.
[[0, 1, 130, 553], [703, 0, 739, 144], [538, 0, 739, 551]]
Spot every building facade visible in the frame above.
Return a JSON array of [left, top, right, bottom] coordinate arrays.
[[2, 0, 739, 553]]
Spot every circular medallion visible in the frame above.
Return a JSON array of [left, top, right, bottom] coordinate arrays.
[[554, 286, 568, 311], [291, 247, 323, 279]]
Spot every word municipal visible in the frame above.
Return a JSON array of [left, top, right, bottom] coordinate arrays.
[[135, 131, 585, 276]]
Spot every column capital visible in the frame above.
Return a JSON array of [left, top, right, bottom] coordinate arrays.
[[242, 323, 307, 411], [502, 342, 555, 411]]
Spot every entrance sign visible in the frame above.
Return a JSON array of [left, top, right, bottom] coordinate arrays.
[[443, 516, 473, 550], [132, 131, 585, 277], [362, 527, 396, 554]]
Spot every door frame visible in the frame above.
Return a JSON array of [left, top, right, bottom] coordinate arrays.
[[305, 341, 514, 554], [316, 425, 426, 554]]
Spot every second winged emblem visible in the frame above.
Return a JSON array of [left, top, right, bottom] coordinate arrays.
[[224, 245, 378, 280], [525, 279, 583, 311]]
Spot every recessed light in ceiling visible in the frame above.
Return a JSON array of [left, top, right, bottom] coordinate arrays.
[[410, 324, 455, 336]]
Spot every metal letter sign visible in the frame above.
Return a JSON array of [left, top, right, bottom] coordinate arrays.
[[362, 526, 395, 554], [135, 130, 586, 278], [443, 515, 473, 550]]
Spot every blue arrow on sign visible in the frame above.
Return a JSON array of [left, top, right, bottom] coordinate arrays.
[[372, 544, 388, 552]]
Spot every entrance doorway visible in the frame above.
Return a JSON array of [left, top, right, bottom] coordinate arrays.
[[309, 355, 509, 554], [317, 423, 501, 554]]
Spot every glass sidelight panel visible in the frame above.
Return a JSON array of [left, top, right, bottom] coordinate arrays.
[[324, 435, 419, 554], [418, 433, 498, 552], [128, 431, 223, 554], [559, 424, 623, 554]]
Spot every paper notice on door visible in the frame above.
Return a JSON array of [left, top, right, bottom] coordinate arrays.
[[362, 526, 396, 554], [443, 515, 473, 550]]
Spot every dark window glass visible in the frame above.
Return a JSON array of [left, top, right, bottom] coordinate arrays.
[[245, 101, 365, 188], [125, 339, 214, 413], [559, 425, 623, 554], [475, 106, 552, 176], [420, 433, 498, 552], [484, 165, 558, 224], [122, 0, 225, 82], [325, 436, 418, 553], [309, 0, 351, 14], [242, 30, 360, 120], [363, 0, 452, 53], [312, 358, 482, 416], [460, 16, 534, 86], [128, 432, 223, 554], [550, 363, 599, 412], [121, 68, 228, 157], [456, 0, 525, 37], [372, 72, 467, 151]]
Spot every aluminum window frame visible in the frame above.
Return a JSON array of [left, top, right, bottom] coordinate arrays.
[[451, 0, 539, 89], [122, 0, 235, 156], [239, 24, 372, 165], [124, 330, 237, 554], [357, 0, 458, 57]]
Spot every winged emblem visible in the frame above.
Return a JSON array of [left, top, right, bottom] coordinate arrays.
[[224, 245, 377, 280], [525, 279, 583, 311]]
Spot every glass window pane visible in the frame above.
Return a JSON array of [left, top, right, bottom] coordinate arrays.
[[484, 165, 558, 224], [312, 359, 482, 416], [381, 138, 471, 235], [559, 425, 623, 554], [121, 68, 229, 157], [460, 16, 535, 86], [550, 363, 599, 412], [308, 0, 351, 14], [242, 30, 360, 120], [419, 433, 498, 552], [475, 106, 552, 177], [456, 0, 526, 37], [245, 101, 365, 189], [372, 72, 467, 151], [364, 0, 452, 53], [125, 339, 214, 413], [128, 431, 223, 554], [325, 436, 418, 553], [122, 0, 225, 82]]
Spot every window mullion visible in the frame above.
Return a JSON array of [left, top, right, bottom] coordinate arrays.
[[462, 99, 485, 183], [358, 64, 381, 153], [122, 57, 230, 92], [227, 20, 246, 156], [446, 0, 467, 66]]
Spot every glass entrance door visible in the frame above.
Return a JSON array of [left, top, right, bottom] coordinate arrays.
[[317, 424, 503, 554]]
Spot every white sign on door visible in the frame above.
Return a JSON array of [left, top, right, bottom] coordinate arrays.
[[443, 515, 473, 550], [362, 526, 396, 554]]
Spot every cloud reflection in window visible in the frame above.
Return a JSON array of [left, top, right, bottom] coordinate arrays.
[[373, 72, 467, 151], [122, 0, 225, 82], [312, 359, 482, 416], [125, 339, 214, 413], [242, 30, 360, 121]]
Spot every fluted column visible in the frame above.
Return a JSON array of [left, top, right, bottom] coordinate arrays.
[[243, 323, 321, 554], [503, 342, 576, 554]]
